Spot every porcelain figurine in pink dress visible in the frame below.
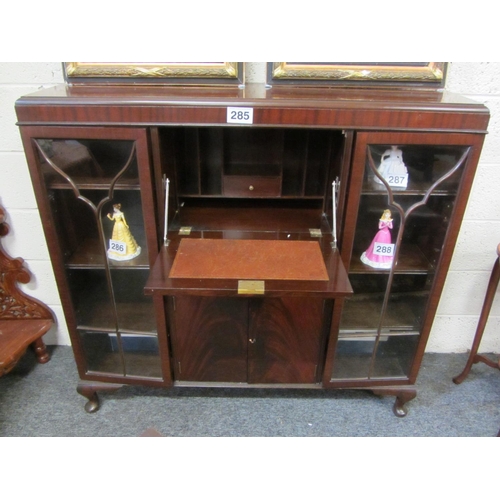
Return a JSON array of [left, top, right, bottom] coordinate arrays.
[[360, 209, 394, 269]]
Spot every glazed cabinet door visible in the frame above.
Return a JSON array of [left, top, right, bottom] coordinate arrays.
[[20, 126, 170, 385], [324, 131, 485, 387]]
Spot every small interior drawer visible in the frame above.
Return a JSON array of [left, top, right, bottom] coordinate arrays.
[[223, 176, 281, 197]]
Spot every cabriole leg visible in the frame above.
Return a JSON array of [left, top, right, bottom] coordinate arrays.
[[372, 386, 417, 417], [77, 381, 123, 413]]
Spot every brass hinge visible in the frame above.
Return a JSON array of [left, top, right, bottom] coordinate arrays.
[[238, 280, 265, 295], [179, 226, 192, 235], [309, 228, 322, 237]]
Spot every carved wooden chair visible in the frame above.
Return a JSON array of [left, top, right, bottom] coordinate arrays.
[[0, 203, 54, 376]]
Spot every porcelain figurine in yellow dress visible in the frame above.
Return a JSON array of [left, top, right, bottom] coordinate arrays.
[[106, 204, 141, 261]]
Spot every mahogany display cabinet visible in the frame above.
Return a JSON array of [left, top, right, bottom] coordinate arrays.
[[15, 84, 489, 416]]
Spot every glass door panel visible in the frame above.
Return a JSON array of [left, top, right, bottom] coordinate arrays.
[[330, 138, 470, 383], [332, 333, 419, 380], [332, 337, 376, 380], [110, 269, 156, 333], [371, 334, 419, 378], [80, 331, 124, 375], [67, 269, 115, 330], [79, 330, 162, 378], [34, 136, 162, 380], [122, 334, 162, 378]]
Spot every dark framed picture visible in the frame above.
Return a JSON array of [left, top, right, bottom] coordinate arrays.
[[267, 62, 447, 87], [64, 62, 244, 85]]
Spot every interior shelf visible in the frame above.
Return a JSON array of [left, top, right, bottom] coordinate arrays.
[[171, 199, 329, 233], [349, 243, 434, 274], [46, 177, 141, 190], [65, 236, 149, 269], [339, 291, 428, 334], [362, 166, 459, 196], [76, 299, 157, 334]]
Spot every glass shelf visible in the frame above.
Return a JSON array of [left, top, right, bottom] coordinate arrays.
[[64, 235, 149, 269], [339, 291, 428, 334], [350, 243, 433, 274], [46, 177, 141, 190]]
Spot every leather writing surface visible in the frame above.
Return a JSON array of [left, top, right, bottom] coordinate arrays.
[[169, 239, 329, 281]]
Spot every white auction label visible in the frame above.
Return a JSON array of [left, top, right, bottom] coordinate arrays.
[[373, 243, 395, 257], [227, 107, 253, 124], [109, 240, 127, 255], [385, 174, 408, 188]]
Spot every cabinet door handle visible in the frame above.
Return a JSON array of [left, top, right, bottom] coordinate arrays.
[[248, 185, 254, 191], [249, 338, 256, 343]]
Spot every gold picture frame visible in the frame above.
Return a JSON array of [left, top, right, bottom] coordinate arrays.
[[267, 62, 447, 87], [64, 62, 244, 85]]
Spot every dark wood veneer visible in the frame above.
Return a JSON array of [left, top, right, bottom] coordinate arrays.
[[16, 85, 489, 132], [15, 83, 489, 415]]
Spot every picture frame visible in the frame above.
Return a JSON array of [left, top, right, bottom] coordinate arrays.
[[267, 62, 447, 87], [63, 62, 244, 85]]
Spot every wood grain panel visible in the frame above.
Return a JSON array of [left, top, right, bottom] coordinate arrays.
[[15, 85, 489, 132], [171, 296, 248, 382], [248, 298, 325, 383]]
